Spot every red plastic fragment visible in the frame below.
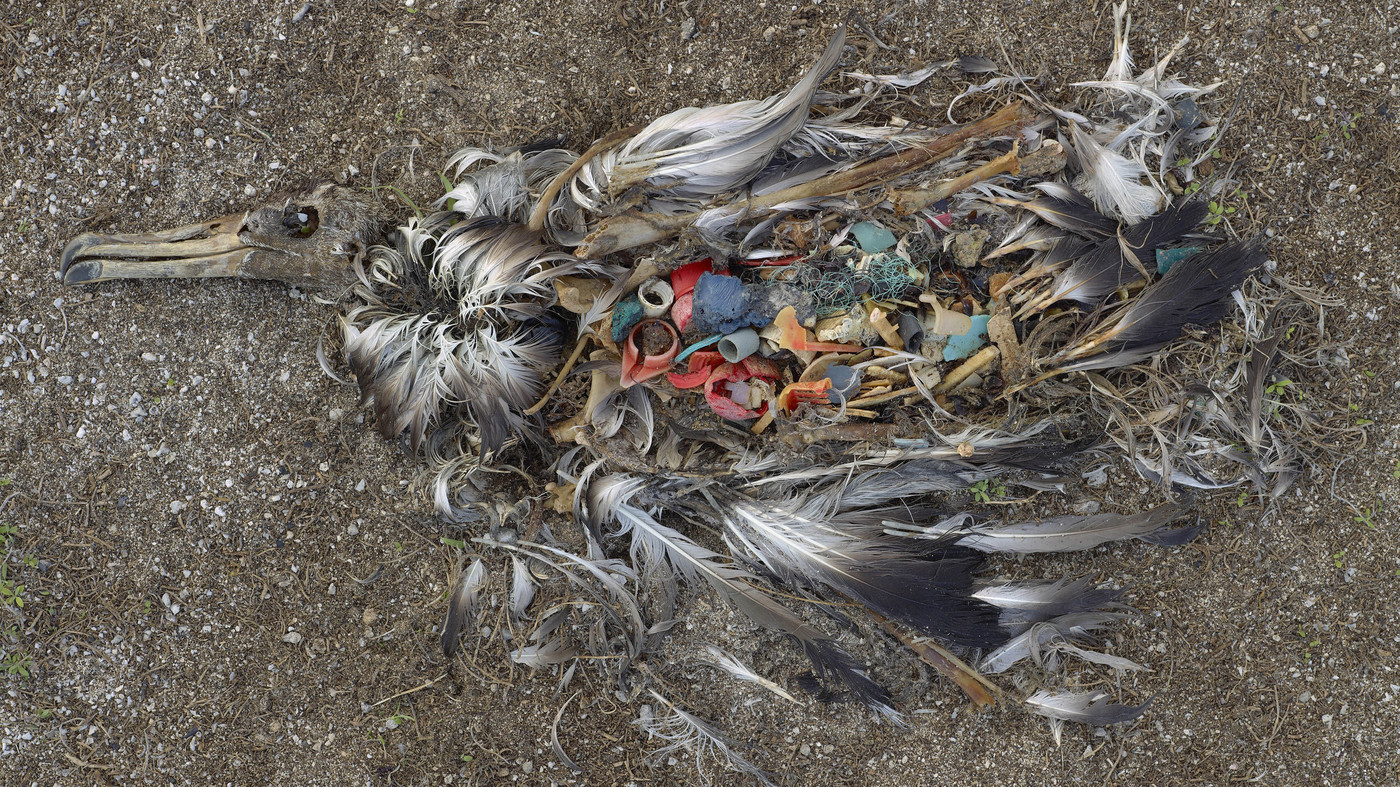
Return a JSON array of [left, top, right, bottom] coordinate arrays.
[[667, 351, 778, 420], [619, 320, 680, 388], [670, 259, 719, 299]]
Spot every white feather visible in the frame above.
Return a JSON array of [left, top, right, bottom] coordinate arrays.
[[1068, 124, 1164, 223]]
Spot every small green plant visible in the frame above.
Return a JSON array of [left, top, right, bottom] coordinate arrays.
[[0, 652, 31, 677], [1205, 188, 1245, 226], [1295, 624, 1321, 663], [1266, 378, 1293, 397], [0, 522, 16, 547], [969, 479, 1007, 504], [16, 220, 31, 233], [1235, 488, 1250, 508], [1340, 119, 1357, 141], [1331, 549, 1347, 569], [440, 537, 467, 550], [1354, 506, 1378, 529], [0, 566, 23, 608], [1391, 460, 1399, 480], [394, 108, 405, 124]]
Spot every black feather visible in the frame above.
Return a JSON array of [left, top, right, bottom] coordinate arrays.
[[1009, 183, 1117, 236], [1053, 238, 1267, 372], [1033, 199, 1209, 311]]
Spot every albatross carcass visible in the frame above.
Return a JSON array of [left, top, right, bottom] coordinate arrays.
[[58, 4, 1325, 779]]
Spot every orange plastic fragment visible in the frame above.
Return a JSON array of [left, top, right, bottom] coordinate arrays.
[[774, 306, 860, 354], [777, 379, 833, 414]]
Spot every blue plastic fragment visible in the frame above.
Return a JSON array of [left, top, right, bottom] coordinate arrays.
[[824, 364, 862, 404], [1156, 246, 1205, 275], [611, 296, 645, 343], [942, 314, 991, 362], [675, 334, 722, 363], [692, 273, 759, 334], [851, 221, 897, 253]]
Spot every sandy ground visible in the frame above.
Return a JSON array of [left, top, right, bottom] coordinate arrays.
[[2, 1, 1399, 784]]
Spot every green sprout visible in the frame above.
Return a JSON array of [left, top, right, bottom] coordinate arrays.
[[1, 652, 32, 677], [969, 479, 1007, 504], [1354, 507, 1378, 529]]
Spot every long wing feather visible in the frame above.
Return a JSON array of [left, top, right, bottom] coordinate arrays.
[[1027, 198, 1207, 312], [891, 502, 1194, 553], [1053, 238, 1267, 371], [711, 487, 1007, 648], [587, 475, 900, 719], [597, 27, 846, 200]]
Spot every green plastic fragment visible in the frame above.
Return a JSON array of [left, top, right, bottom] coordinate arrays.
[[942, 314, 991, 361], [851, 221, 897, 253], [1156, 246, 1205, 275]]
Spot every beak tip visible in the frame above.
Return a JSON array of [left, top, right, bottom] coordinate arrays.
[[60, 233, 101, 280], [62, 260, 103, 286]]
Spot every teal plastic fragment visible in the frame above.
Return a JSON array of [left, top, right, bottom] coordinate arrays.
[[1156, 246, 1205, 275], [676, 334, 722, 363], [942, 314, 991, 362], [611, 296, 645, 343], [851, 221, 897, 253]]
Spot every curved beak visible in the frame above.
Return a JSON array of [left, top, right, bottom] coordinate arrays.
[[61, 214, 254, 286]]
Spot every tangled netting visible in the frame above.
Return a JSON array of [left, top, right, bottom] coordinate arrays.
[[767, 253, 918, 316]]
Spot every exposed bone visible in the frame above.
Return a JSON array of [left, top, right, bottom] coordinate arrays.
[[890, 144, 1022, 216], [935, 345, 1000, 393], [576, 102, 1036, 257]]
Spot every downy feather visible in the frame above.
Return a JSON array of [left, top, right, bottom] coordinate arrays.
[[441, 558, 488, 656], [1067, 123, 1164, 223]]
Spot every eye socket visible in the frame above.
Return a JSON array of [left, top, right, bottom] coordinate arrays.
[[282, 206, 320, 237]]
